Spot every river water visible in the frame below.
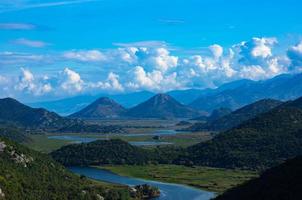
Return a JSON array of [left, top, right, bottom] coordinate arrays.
[[69, 166, 215, 200]]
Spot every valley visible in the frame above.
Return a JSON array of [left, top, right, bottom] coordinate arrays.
[[1, 91, 302, 199]]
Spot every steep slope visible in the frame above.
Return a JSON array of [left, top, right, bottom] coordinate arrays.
[[185, 96, 302, 170], [0, 98, 126, 134], [0, 122, 30, 143], [188, 99, 282, 131], [0, 98, 71, 130], [215, 156, 302, 200], [0, 137, 129, 200], [126, 94, 201, 119], [69, 97, 127, 119], [190, 73, 302, 112]]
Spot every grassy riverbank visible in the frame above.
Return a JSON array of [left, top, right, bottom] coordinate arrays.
[[100, 164, 258, 193]]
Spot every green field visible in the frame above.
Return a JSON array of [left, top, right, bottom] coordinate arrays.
[[100, 165, 258, 193], [23, 134, 72, 153]]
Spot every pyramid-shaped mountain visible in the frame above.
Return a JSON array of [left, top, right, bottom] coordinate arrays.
[[125, 94, 201, 119], [69, 97, 127, 119]]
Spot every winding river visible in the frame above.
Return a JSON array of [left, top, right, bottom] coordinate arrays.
[[69, 166, 215, 200]]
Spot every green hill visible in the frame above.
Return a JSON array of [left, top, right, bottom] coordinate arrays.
[[215, 156, 302, 200], [69, 97, 127, 119], [126, 94, 201, 119], [185, 97, 302, 170], [0, 122, 30, 143], [51, 139, 185, 166], [0, 137, 129, 200], [0, 98, 126, 134], [188, 99, 282, 131]]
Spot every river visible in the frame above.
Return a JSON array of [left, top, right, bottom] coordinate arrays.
[[69, 166, 215, 200]]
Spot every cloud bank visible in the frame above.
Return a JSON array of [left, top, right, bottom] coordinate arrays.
[[0, 37, 301, 100]]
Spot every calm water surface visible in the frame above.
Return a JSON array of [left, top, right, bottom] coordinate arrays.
[[69, 166, 215, 200], [48, 129, 186, 146]]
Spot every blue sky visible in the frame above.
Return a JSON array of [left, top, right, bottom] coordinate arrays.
[[0, 0, 302, 101]]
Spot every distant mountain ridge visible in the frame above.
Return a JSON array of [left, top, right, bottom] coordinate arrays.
[[28, 73, 302, 115], [188, 99, 283, 131], [125, 94, 202, 119], [69, 97, 126, 119], [190, 73, 302, 112]]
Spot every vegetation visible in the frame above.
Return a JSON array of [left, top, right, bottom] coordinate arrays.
[[0, 97, 127, 134], [130, 184, 160, 199], [69, 97, 127, 119], [215, 156, 302, 200], [125, 94, 201, 119], [24, 134, 71, 153], [188, 99, 282, 131], [101, 164, 258, 193], [0, 122, 30, 143], [185, 100, 302, 170], [51, 139, 187, 166], [0, 137, 130, 200]]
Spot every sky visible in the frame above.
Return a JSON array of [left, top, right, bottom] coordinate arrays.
[[0, 0, 302, 102]]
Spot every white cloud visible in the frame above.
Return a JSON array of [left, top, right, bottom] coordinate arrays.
[[148, 48, 178, 72], [63, 50, 106, 62], [15, 68, 52, 96], [209, 44, 223, 59], [238, 37, 277, 64], [1, 36, 300, 99], [60, 68, 84, 93], [0, 23, 36, 30], [91, 72, 124, 92], [13, 38, 50, 48], [287, 41, 302, 70]]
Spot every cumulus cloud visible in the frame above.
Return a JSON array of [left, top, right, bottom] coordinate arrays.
[[1, 36, 301, 99], [128, 66, 180, 91], [237, 37, 277, 64], [91, 72, 124, 92], [287, 42, 302, 70], [63, 50, 106, 62], [15, 68, 52, 96], [209, 44, 223, 59], [60, 68, 84, 93], [147, 48, 178, 72]]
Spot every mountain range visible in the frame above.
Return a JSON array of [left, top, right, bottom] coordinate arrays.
[[28, 73, 302, 115], [188, 99, 283, 131], [125, 94, 202, 119], [185, 96, 302, 170], [70, 94, 203, 119], [189, 73, 302, 112], [0, 98, 126, 134], [69, 97, 127, 119]]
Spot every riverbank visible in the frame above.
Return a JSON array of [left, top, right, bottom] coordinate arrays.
[[99, 164, 258, 193], [69, 166, 215, 200]]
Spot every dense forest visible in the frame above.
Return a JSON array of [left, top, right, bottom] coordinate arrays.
[[51, 139, 186, 166], [188, 99, 282, 132], [0, 98, 126, 134], [214, 156, 302, 200], [186, 104, 302, 170], [0, 137, 130, 200]]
